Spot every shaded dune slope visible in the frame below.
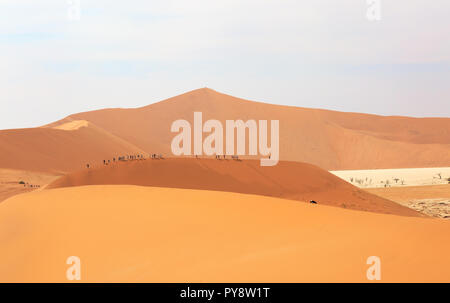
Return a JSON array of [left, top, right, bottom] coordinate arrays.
[[48, 158, 422, 217], [0, 121, 147, 173]]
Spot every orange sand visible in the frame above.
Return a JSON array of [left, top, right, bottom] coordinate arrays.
[[1, 88, 450, 174], [0, 168, 60, 203], [52, 120, 89, 131], [0, 120, 146, 173], [67, 88, 450, 170], [0, 185, 448, 283], [47, 158, 421, 217]]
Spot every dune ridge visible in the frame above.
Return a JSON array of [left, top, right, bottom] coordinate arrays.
[[0, 120, 147, 173], [47, 158, 422, 217], [51, 120, 89, 131], [63, 88, 450, 170], [0, 89, 449, 175]]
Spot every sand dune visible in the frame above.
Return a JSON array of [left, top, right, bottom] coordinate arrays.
[[1, 88, 448, 283], [0, 185, 448, 283], [47, 158, 422, 217], [1, 88, 449, 174], [0, 121, 147, 173], [0, 168, 60, 203], [51, 120, 89, 131], [65, 88, 450, 170]]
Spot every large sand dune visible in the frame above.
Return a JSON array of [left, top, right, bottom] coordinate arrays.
[[1, 88, 448, 283], [1, 88, 450, 174], [64, 88, 450, 170], [0, 185, 448, 283], [47, 158, 422, 217]]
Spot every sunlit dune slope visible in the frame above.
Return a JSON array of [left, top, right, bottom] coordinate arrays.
[[0, 185, 448, 282], [47, 158, 421, 217], [51, 120, 89, 131]]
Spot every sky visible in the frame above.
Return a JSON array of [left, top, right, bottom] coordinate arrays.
[[1, 0, 449, 130]]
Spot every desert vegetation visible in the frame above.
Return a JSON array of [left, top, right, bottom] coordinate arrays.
[[332, 167, 450, 188]]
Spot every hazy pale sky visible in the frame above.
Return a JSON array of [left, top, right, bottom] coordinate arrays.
[[1, 0, 449, 130]]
